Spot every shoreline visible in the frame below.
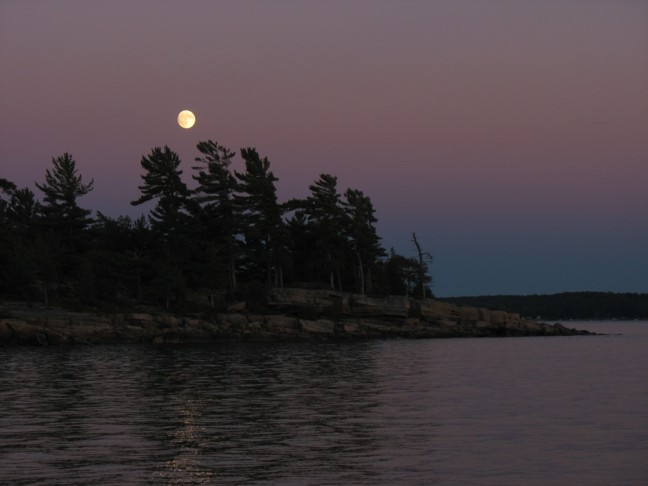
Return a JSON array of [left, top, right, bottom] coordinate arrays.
[[0, 288, 596, 346]]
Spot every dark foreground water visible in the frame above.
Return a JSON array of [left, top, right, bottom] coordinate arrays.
[[1, 321, 647, 485]]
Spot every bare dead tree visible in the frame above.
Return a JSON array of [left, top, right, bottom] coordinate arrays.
[[412, 232, 433, 299]]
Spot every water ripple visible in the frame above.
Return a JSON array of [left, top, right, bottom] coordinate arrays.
[[1, 323, 647, 484]]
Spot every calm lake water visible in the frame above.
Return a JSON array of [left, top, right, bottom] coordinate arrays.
[[1, 321, 647, 485]]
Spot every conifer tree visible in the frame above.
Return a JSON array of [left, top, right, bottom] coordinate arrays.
[[86, 213, 154, 302], [7, 187, 40, 234], [0, 178, 17, 295], [35, 153, 94, 235], [343, 188, 385, 294], [131, 146, 191, 308], [131, 146, 190, 235], [298, 173, 349, 290], [3, 187, 42, 297], [235, 148, 289, 287], [284, 211, 318, 284], [192, 140, 239, 294], [34, 153, 94, 302], [0, 179, 17, 251], [384, 248, 419, 296], [0, 177, 17, 218]]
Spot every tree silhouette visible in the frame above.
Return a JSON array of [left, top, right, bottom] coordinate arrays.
[[34, 153, 94, 302], [0, 140, 433, 309], [0, 178, 17, 214], [0, 178, 17, 241], [412, 232, 433, 299], [6, 187, 40, 234], [131, 146, 192, 308], [235, 148, 289, 287], [2, 187, 41, 298], [0, 179, 17, 295], [192, 140, 240, 294], [381, 248, 419, 296], [131, 146, 191, 235], [35, 153, 94, 234], [343, 188, 385, 294], [293, 174, 348, 290]]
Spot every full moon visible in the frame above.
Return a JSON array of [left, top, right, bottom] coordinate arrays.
[[177, 110, 196, 129]]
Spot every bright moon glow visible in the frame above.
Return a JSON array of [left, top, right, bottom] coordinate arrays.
[[177, 110, 196, 129]]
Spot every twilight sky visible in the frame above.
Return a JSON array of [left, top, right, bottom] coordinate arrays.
[[1, 0, 647, 297]]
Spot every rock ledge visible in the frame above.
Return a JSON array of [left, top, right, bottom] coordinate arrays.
[[0, 289, 596, 345]]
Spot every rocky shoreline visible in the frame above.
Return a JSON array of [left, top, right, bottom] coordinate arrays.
[[0, 288, 595, 346]]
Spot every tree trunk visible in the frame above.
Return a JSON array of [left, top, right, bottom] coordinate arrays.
[[412, 232, 432, 299], [228, 252, 237, 292], [327, 251, 335, 289], [135, 265, 142, 302], [354, 249, 365, 295]]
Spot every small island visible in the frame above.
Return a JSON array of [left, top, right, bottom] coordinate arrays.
[[1, 142, 595, 345]]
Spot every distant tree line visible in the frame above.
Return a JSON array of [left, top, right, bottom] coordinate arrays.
[[444, 292, 648, 320], [0, 141, 433, 311]]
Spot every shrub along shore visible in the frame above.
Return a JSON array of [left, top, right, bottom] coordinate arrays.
[[0, 288, 595, 346]]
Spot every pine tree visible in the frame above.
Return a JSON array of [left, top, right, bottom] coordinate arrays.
[[7, 187, 40, 235], [0, 182, 43, 298], [34, 153, 94, 302], [4, 187, 42, 297], [85, 213, 154, 303], [384, 248, 419, 296], [35, 153, 94, 235], [0, 179, 17, 251], [0, 178, 17, 219], [131, 146, 191, 235], [192, 140, 239, 294], [131, 146, 191, 308], [343, 188, 385, 294], [0, 178, 17, 295], [297, 173, 349, 290], [235, 148, 289, 287]]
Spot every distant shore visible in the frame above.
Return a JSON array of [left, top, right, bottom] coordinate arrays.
[[444, 292, 648, 321]]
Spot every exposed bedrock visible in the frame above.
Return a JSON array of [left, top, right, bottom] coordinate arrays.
[[0, 289, 595, 345]]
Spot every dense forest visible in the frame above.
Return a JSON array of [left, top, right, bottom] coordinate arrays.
[[0, 141, 433, 311], [445, 292, 648, 320]]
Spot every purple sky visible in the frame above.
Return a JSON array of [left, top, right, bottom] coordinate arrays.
[[1, 0, 647, 297]]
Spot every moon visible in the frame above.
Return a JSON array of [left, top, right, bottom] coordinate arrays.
[[177, 110, 196, 129]]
